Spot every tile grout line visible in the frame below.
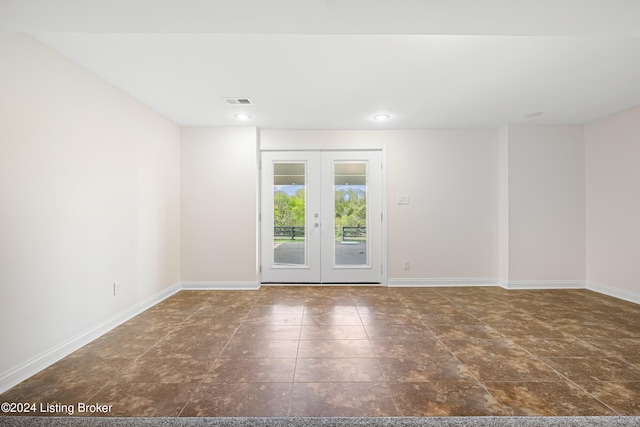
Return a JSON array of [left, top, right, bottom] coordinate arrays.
[[465, 289, 625, 416], [356, 303, 401, 417], [419, 323, 515, 416], [427, 288, 518, 416], [288, 298, 306, 417], [511, 344, 624, 416], [177, 291, 263, 417], [89, 297, 209, 407], [486, 292, 631, 416]]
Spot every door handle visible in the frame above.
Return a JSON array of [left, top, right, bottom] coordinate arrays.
[[314, 222, 319, 228]]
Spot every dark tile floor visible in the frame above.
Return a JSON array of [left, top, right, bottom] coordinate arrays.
[[2, 286, 640, 417]]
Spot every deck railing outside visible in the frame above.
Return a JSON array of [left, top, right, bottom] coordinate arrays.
[[273, 226, 366, 241]]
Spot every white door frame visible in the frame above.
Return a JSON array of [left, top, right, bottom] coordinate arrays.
[[259, 148, 387, 285]]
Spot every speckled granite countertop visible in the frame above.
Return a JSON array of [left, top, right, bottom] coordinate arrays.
[[1, 417, 639, 427]]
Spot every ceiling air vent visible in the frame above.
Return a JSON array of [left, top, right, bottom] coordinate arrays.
[[224, 98, 252, 105]]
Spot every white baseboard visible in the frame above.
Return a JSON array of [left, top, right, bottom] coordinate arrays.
[[0, 281, 265, 393], [180, 281, 261, 290], [0, 282, 181, 394], [261, 283, 382, 287], [501, 280, 586, 290], [387, 277, 499, 287], [587, 281, 640, 305], [387, 278, 591, 291]]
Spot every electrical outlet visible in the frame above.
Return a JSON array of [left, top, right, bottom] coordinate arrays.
[[113, 282, 120, 296], [403, 260, 410, 270], [397, 195, 410, 205]]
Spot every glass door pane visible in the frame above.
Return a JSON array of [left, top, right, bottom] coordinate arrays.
[[273, 163, 306, 266], [262, 150, 380, 284], [261, 151, 321, 283], [333, 162, 368, 266]]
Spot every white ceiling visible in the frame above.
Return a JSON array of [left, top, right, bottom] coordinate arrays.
[[2, 0, 640, 129]]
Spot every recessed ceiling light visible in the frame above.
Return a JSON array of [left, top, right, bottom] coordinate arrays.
[[234, 113, 252, 120], [373, 114, 391, 121]]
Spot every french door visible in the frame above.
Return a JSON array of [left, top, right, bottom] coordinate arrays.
[[260, 150, 382, 284]]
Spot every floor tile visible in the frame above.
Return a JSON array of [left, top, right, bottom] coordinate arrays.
[[192, 304, 253, 318], [294, 358, 384, 382], [68, 335, 158, 359], [220, 339, 299, 358], [117, 358, 212, 383], [460, 355, 564, 382], [297, 339, 374, 358], [232, 324, 301, 340], [88, 383, 195, 416], [180, 383, 292, 416], [243, 313, 303, 326], [626, 357, 640, 369], [96, 319, 177, 340], [558, 323, 639, 340], [143, 334, 226, 359], [526, 309, 599, 325], [303, 305, 359, 316], [401, 299, 454, 311], [579, 381, 640, 415], [150, 297, 202, 313], [364, 323, 435, 341], [464, 305, 520, 319], [352, 297, 404, 307], [447, 338, 531, 360], [302, 312, 363, 326], [585, 337, 640, 359], [428, 324, 504, 341], [27, 357, 134, 387], [584, 313, 640, 334], [248, 305, 305, 316], [355, 305, 413, 316], [369, 339, 453, 360], [358, 312, 426, 326], [512, 337, 606, 358], [203, 358, 296, 383], [542, 357, 640, 382], [304, 296, 358, 307], [484, 381, 617, 416], [417, 310, 482, 325], [256, 296, 308, 306], [290, 382, 397, 416], [300, 325, 368, 340], [476, 312, 539, 327], [0, 380, 105, 407], [377, 357, 475, 382], [169, 320, 239, 340], [389, 381, 508, 416], [493, 321, 569, 339]]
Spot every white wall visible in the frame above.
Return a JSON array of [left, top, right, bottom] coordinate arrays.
[[181, 127, 259, 284], [0, 34, 181, 382], [386, 131, 499, 281], [585, 106, 640, 298], [502, 126, 586, 286], [261, 130, 499, 283]]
